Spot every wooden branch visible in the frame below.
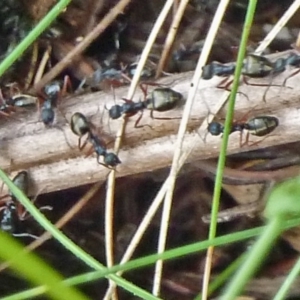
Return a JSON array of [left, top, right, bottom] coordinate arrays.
[[1, 68, 300, 195]]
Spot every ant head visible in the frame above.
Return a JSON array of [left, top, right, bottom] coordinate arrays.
[[104, 152, 121, 167], [70, 112, 90, 137], [108, 105, 122, 119], [202, 64, 214, 80], [207, 121, 223, 136]]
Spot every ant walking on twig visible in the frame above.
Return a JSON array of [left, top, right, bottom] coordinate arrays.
[[38, 76, 72, 126], [107, 86, 183, 128], [202, 54, 289, 101], [206, 115, 279, 147], [70, 112, 121, 168]]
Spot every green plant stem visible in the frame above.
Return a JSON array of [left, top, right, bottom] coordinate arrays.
[[208, 0, 257, 240], [0, 232, 88, 300], [5, 217, 300, 300], [0, 0, 72, 78], [0, 169, 157, 300], [273, 254, 300, 300], [221, 217, 283, 299]]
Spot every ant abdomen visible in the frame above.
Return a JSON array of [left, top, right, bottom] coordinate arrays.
[[103, 152, 121, 167], [245, 116, 279, 137], [146, 88, 182, 112], [70, 112, 90, 136]]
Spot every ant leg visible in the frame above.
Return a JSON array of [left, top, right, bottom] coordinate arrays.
[[134, 111, 152, 129], [283, 68, 300, 87], [239, 130, 246, 147], [149, 109, 181, 121], [84, 145, 94, 158], [53, 124, 75, 149], [63, 75, 72, 94], [78, 135, 89, 151], [121, 97, 134, 104], [134, 111, 144, 128], [18, 186, 52, 221], [217, 77, 249, 102], [217, 77, 232, 90], [242, 134, 271, 148], [56, 75, 72, 120]]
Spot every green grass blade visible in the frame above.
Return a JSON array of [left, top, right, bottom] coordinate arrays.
[[5, 216, 300, 300], [0, 0, 72, 77], [208, 0, 258, 240], [0, 231, 88, 300], [221, 217, 282, 299], [222, 175, 300, 298]]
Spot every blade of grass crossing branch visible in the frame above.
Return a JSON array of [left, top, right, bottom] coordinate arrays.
[[202, 0, 258, 298]]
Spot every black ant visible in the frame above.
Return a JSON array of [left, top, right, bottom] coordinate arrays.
[[70, 112, 121, 168], [0, 171, 52, 238], [108, 87, 183, 128], [207, 115, 279, 146], [202, 54, 274, 80], [202, 54, 288, 101], [0, 171, 37, 238], [39, 77, 71, 126], [40, 80, 63, 126]]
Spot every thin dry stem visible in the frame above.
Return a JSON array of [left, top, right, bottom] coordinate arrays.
[[153, 0, 232, 296], [255, 0, 300, 54], [104, 1, 177, 297], [155, 0, 189, 78]]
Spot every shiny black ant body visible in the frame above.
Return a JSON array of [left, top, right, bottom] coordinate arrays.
[[202, 54, 274, 80], [39, 76, 71, 126], [202, 52, 300, 80], [0, 171, 30, 237], [207, 115, 279, 146], [0, 171, 51, 238], [70, 112, 121, 168], [108, 87, 183, 127], [40, 80, 63, 126]]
